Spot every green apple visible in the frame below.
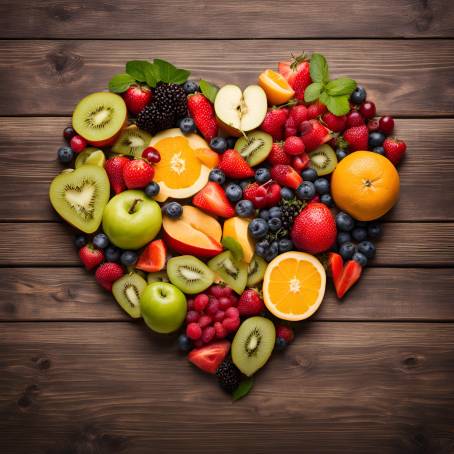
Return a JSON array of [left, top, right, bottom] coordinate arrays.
[[102, 190, 162, 249], [140, 282, 187, 334]]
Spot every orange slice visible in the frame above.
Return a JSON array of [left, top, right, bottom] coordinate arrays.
[[258, 69, 295, 105], [263, 251, 326, 321]]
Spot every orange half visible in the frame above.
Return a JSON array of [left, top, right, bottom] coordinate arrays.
[[258, 69, 295, 105], [263, 251, 326, 321]]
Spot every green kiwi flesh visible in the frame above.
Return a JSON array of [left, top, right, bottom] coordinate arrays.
[[75, 148, 105, 168], [234, 131, 272, 166], [232, 316, 276, 376], [147, 270, 170, 284], [112, 273, 147, 318], [112, 125, 152, 158], [309, 144, 338, 176], [247, 255, 267, 287], [49, 165, 110, 233], [208, 251, 247, 295], [167, 255, 214, 294]]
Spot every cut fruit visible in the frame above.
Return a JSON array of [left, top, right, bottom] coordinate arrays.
[[328, 253, 363, 299], [75, 148, 105, 168], [167, 255, 214, 294], [234, 131, 273, 166], [309, 144, 338, 176], [221, 237, 244, 262], [112, 125, 152, 158], [49, 165, 110, 233], [194, 147, 219, 169], [112, 272, 147, 318], [222, 217, 255, 264], [258, 69, 295, 105], [208, 251, 248, 295], [188, 340, 230, 374], [263, 251, 326, 321], [232, 316, 275, 377], [147, 270, 170, 284], [72, 92, 127, 146], [214, 85, 268, 136], [247, 255, 267, 287], [135, 239, 167, 273]]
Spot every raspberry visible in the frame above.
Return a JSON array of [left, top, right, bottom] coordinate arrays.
[[276, 324, 294, 343], [186, 323, 202, 340], [194, 293, 209, 312], [221, 286, 234, 298], [214, 310, 225, 322], [186, 310, 200, 324], [225, 307, 239, 320], [218, 297, 232, 310], [206, 298, 219, 315], [214, 321, 227, 339], [198, 314, 212, 328], [201, 326, 215, 344], [222, 317, 240, 333], [209, 285, 224, 298]]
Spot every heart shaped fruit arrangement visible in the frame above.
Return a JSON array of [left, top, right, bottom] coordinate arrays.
[[50, 54, 406, 398]]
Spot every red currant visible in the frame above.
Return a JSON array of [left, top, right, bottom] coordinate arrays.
[[379, 116, 395, 135], [214, 321, 227, 339], [222, 317, 240, 333], [186, 323, 202, 340], [186, 310, 200, 324], [214, 310, 225, 322], [206, 299, 219, 315], [198, 315, 212, 328], [194, 293, 209, 312], [142, 147, 161, 164], [201, 326, 215, 344], [70, 135, 87, 153], [209, 285, 224, 298], [359, 101, 376, 119], [218, 297, 232, 310], [225, 307, 239, 319]]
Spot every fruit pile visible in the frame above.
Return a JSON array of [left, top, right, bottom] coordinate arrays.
[[50, 54, 406, 398]]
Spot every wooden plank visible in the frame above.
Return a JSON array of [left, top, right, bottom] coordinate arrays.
[[0, 0, 453, 39], [0, 322, 453, 453], [1, 117, 453, 222], [0, 40, 453, 116], [1, 267, 454, 322]]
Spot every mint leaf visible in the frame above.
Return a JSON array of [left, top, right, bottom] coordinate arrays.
[[319, 91, 330, 106], [108, 73, 135, 93], [144, 64, 160, 88], [233, 378, 254, 401], [326, 78, 357, 96], [310, 53, 329, 83], [126, 60, 151, 82], [153, 59, 190, 85], [304, 82, 323, 102], [199, 80, 219, 103], [325, 95, 350, 116]]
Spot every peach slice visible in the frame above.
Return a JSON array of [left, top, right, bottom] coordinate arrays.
[[223, 217, 255, 264]]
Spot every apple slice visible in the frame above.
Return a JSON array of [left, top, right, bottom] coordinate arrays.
[[215, 85, 267, 136]]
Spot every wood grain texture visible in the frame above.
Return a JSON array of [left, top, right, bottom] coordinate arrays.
[[0, 0, 453, 38], [0, 40, 453, 116], [1, 117, 453, 222], [1, 322, 453, 454], [1, 267, 454, 322]]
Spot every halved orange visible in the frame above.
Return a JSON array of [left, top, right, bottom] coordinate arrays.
[[263, 251, 326, 321], [258, 69, 295, 105]]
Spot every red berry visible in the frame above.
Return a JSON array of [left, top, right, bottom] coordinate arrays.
[[222, 317, 240, 333], [283, 136, 305, 156], [225, 307, 239, 320], [214, 321, 227, 339], [206, 298, 220, 315], [237, 289, 265, 317], [322, 112, 347, 132], [198, 315, 212, 328], [63, 126, 76, 142], [186, 310, 200, 324], [307, 101, 326, 119], [289, 105, 308, 126], [379, 116, 395, 135], [186, 323, 202, 340], [284, 116, 298, 138], [346, 111, 364, 128], [276, 325, 295, 343], [367, 118, 380, 132], [70, 135, 87, 153], [218, 297, 232, 310], [214, 310, 225, 322], [292, 153, 310, 172], [122, 85, 152, 116], [122, 159, 155, 189], [201, 326, 215, 344], [209, 285, 224, 298], [359, 101, 376, 119], [194, 293, 209, 312], [142, 147, 161, 164]]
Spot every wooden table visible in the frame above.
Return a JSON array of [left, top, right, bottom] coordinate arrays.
[[1, 1, 454, 452]]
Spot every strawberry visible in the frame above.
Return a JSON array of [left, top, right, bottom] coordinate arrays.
[[268, 142, 291, 166], [283, 136, 305, 156], [289, 104, 308, 126], [218, 149, 254, 179], [193, 182, 235, 218], [136, 239, 167, 273], [260, 108, 288, 141], [284, 116, 298, 138], [307, 101, 327, 119], [291, 203, 336, 254], [270, 164, 302, 190], [343, 125, 368, 151], [276, 325, 294, 343], [300, 119, 331, 152], [243, 181, 281, 208], [122, 159, 155, 189], [237, 289, 265, 317], [292, 153, 310, 172], [105, 156, 129, 194], [328, 252, 343, 283], [95, 262, 124, 292], [322, 112, 347, 132], [383, 137, 407, 166], [278, 55, 311, 100], [187, 93, 218, 141], [328, 253, 362, 298], [123, 84, 152, 116], [188, 340, 230, 374], [79, 244, 104, 271]]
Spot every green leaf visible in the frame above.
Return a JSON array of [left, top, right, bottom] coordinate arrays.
[[199, 80, 219, 103], [325, 95, 351, 116], [221, 237, 244, 262], [304, 82, 323, 103], [144, 64, 160, 88], [310, 53, 329, 83], [126, 60, 151, 82], [326, 78, 357, 96], [153, 59, 190, 85], [108, 73, 135, 93], [233, 378, 254, 401], [319, 91, 330, 106]]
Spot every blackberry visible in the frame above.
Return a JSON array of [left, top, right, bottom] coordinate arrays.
[[280, 198, 305, 230], [216, 359, 241, 393], [154, 83, 187, 118], [136, 103, 175, 134]]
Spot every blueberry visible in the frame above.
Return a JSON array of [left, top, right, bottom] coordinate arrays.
[[209, 169, 226, 185], [57, 146, 74, 164], [280, 187, 294, 200], [337, 232, 352, 245], [296, 181, 316, 200], [336, 212, 355, 232], [63, 126, 76, 142], [248, 218, 269, 240], [120, 250, 138, 266], [372, 146, 385, 155], [144, 182, 160, 197], [179, 117, 196, 133], [367, 223, 382, 239], [225, 183, 242, 202], [259, 209, 270, 221], [301, 167, 318, 182], [105, 246, 121, 262], [320, 194, 334, 207], [358, 241, 376, 259], [268, 217, 282, 231], [255, 239, 270, 257], [352, 227, 368, 242], [178, 334, 193, 352], [339, 242, 357, 261], [235, 199, 255, 217], [268, 207, 282, 219], [278, 238, 293, 253], [255, 167, 271, 184], [314, 178, 330, 195], [275, 337, 287, 351], [226, 137, 237, 149], [264, 241, 279, 262], [183, 80, 199, 95], [74, 235, 87, 249], [336, 149, 347, 161], [164, 202, 183, 219], [210, 137, 227, 154], [353, 251, 368, 267], [350, 85, 367, 105], [368, 131, 385, 148], [93, 233, 109, 249]]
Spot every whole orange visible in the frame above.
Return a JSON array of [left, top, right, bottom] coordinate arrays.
[[331, 151, 400, 221]]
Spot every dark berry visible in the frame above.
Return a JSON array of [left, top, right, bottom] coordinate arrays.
[[296, 181, 316, 200], [235, 199, 255, 217], [314, 178, 330, 195], [226, 137, 237, 149], [280, 187, 294, 200], [320, 193, 334, 207], [278, 238, 293, 253], [259, 209, 270, 221], [301, 167, 318, 182], [216, 359, 241, 393], [142, 147, 161, 163], [337, 232, 352, 245], [248, 218, 269, 240], [74, 235, 87, 249], [105, 246, 121, 262], [120, 250, 138, 266], [179, 117, 196, 133], [209, 169, 226, 185], [352, 227, 368, 242], [268, 217, 282, 231], [353, 251, 368, 267], [93, 233, 109, 249], [367, 223, 382, 239], [379, 116, 394, 135], [350, 85, 367, 105], [336, 149, 347, 161], [275, 337, 288, 351], [255, 167, 271, 184], [268, 207, 282, 219], [225, 183, 242, 202], [164, 202, 183, 219], [368, 131, 385, 148], [210, 137, 227, 153], [178, 334, 193, 352], [264, 241, 279, 262], [372, 146, 385, 155], [359, 101, 376, 119], [336, 212, 355, 232], [63, 126, 76, 142], [183, 80, 199, 95], [358, 241, 376, 259], [339, 242, 356, 261], [57, 146, 74, 164], [255, 239, 270, 257], [144, 182, 160, 197]]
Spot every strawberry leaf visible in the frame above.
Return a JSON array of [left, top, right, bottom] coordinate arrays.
[[153, 59, 190, 85], [310, 53, 329, 84], [126, 60, 152, 82], [199, 80, 219, 103], [304, 82, 323, 103], [325, 95, 350, 116], [326, 78, 357, 96], [233, 378, 254, 401], [108, 73, 136, 93]]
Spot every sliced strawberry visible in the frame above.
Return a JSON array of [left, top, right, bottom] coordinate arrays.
[[243, 181, 281, 208], [105, 156, 129, 194], [292, 153, 310, 172], [335, 260, 362, 299], [188, 340, 230, 374], [300, 119, 331, 152], [136, 239, 167, 273], [193, 182, 235, 218], [328, 252, 344, 287], [218, 149, 254, 179], [270, 164, 302, 190]]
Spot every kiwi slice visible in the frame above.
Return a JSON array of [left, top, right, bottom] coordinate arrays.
[[72, 92, 127, 145], [147, 270, 170, 284], [208, 251, 247, 295], [234, 131, 272, 166], [232, 316, 276, 376], [112, 272, 147, 318], [112, 125, 152, 158], [309, 144, 338, 176], [49, 165, 110, 233], [75, 147, 105, 168], [167, 255, 214, 294], [247, 255, 267, 287]]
